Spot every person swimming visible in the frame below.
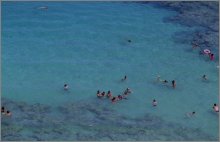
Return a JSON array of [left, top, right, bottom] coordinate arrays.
[[172, 80, 176, 88], [117, 95, 123, 100], [111, 97, 117, 103], [186, 111, 196, 117], [152, 99, 157, 107], [97, 90, 101, 97], [6, 110, 12, 116], [127, 39, 132, 43], [202, 75, 208, 80], [107, 90, 112, 98], [162, 80, 168, 83], [64, 84, 69, 90], [101, 91, 105, 97], [156, 75, 168, 84], [213, 104, 219, 112]]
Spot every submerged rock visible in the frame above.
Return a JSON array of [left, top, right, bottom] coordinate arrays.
[[1, 97, 217, 141]]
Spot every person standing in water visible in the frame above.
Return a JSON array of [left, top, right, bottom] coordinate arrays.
[[121, 75, 127, 81], [186, 111, 196, 118], [152, 99, 157, 107], [209, 53, 214, 61], [172, 80, 176, 88]]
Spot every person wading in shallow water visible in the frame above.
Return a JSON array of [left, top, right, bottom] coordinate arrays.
[[209, 53, 214, 61], [121, 75, 127, 81], [172, 80, 176, 88]]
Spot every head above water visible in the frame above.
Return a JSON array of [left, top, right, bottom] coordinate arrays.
[[214, 103, 217, 106]]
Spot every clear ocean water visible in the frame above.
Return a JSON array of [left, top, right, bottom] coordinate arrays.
[[2, 1, 219, 140]]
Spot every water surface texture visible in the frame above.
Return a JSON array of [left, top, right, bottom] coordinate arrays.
[[2, 1, 219, 141]]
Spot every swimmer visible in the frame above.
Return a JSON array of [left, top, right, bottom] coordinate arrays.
[[101, 91, 105, 97], [162, 80, 168, 83], [107, 90, 112, 98], [210, 53, 214, 61], [127, 39, 132, 43], [1, 106, 5, 114], [202, 75, 208, 80], [213, 104, 219, 112], [152, 99, 157, 107], [1, 106, 5, 112], [6, 110, 12, 116], [117, 95, 123, 100], [96, 90, 102, 98], [64, 84, 69, 90], [126, 88, 132, 93], [121, 75, 127, 81], [124, 88, 132, 95], [172, 80, 176, 88], [111, 97, 117, 103], [186, 111, 196, 117]]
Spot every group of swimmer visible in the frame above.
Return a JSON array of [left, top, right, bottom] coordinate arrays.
[[156, 75, 176, 88], [96, 88, 132, 103], [192, 41, 215, 61], [186, 103, 219, 118], [201, 75, 219, 112], [157, 74, 218, 115], [1, 106, 12, 116], [93, 74, 219, 116]]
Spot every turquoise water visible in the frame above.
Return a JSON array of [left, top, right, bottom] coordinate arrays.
[[2, 2, 219, 140]]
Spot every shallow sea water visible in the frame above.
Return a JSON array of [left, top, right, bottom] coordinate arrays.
[[2, 2, 219, 140]]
